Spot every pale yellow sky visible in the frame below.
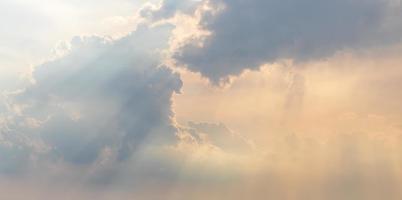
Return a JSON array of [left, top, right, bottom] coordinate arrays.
[[172, 45, 402, 199]]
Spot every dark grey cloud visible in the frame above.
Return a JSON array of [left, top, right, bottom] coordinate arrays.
[[175, 0, 402, 83], [0, 24, 182, 170]]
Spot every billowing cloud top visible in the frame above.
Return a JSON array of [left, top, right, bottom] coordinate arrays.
[[0, 24, 182, 173]]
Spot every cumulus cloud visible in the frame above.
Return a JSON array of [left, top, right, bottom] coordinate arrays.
[[0, 24, 182, 174], [0, 0, 255, 188], [174, 0, 402, 83]]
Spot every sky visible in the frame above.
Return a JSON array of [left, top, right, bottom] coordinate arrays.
[[0, 0, 402, 199]]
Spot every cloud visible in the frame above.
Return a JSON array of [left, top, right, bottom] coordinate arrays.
[[174, 0, 402, 83], [185, 121, 253, 154], [0, 0, 141, 82], [0, 0, 255, 188], [140, 0, 201, 21], [0, 23, 182, 174]]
